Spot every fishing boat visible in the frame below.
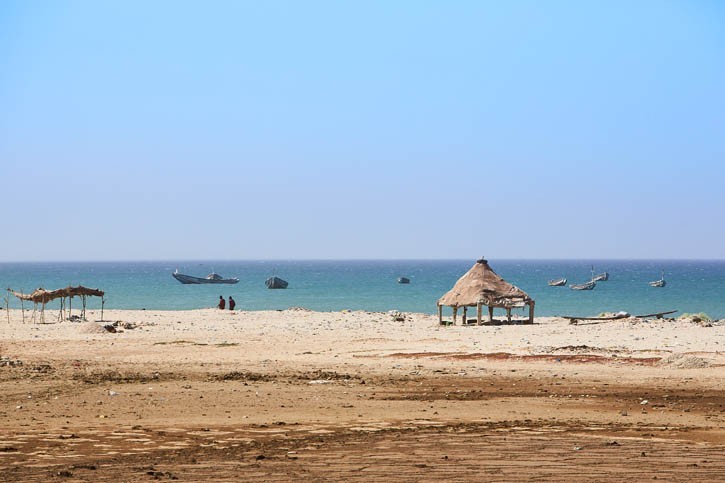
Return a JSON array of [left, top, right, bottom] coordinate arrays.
[[172, 269, 239, 284], [265, 276, 288, 289], [570, 280, 596, 291], [397, 277, 410, 284], [649, 271, 666, 287], [591, 266, 609, 282], [548, 278, 567, 286]]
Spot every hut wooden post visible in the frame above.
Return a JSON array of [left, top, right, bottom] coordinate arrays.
[[462, 306, 467, 325], [452, 306, 458, 325], [506, 307, 512, 323], [488, 305, 494, 322], [101, 296, 105, 322], [476, 303, 482, 325], [437, 304, 443, 325], [20, 293, 25, 324], [528, 301, 535, 324]]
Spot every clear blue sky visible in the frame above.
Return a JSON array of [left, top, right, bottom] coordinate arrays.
[[1, 1, 723, 261]]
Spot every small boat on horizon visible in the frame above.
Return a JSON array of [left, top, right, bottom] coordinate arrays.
[[570, 280, 596, 291], [172, 269, 239, 285], [397, 277, 410, 284], [649, 271, 666, 288], [548, 278, 567, 286], [265, 276, 289, 289]]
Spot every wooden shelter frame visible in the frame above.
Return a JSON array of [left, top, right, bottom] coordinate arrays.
[[8, 286, 105, 324]]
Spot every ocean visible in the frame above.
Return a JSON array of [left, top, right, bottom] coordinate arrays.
[[1, 260, 723, 319]]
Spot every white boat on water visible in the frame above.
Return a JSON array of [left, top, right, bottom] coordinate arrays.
[[172, 269, 239, 285], [570, 280, 596, 291], [649, 271, 666, 287]]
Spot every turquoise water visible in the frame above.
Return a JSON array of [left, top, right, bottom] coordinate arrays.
[[0, 260, 723, 318]]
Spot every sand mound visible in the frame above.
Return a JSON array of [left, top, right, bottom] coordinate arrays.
[[78, 322, 111, 334], [657, 353, 712, 369]]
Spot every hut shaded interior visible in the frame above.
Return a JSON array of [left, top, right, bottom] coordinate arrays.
[[437, 258, 535, 325]]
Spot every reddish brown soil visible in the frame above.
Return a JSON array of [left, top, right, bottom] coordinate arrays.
[[1, 357, 723, 481]]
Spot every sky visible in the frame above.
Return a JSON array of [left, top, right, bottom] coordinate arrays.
[[1, 0, 723, 261]]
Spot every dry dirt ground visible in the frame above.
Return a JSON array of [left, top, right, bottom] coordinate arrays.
[[1, 347, 723, 482]]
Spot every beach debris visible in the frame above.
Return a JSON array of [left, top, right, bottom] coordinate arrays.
[[640, 399, 649, 405], [657, 354, 712, 369], [112, 320, 137, 330], [146, 469, 177, 479], [388, 310, 407, 322], [0, 357, 23, 367], [108, 390, 119, 397], [308, 379, 333, 385]]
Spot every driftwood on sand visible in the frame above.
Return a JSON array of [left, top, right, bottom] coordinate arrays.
[[564, 310, 678, 325]]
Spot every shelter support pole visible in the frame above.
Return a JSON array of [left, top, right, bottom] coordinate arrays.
[[462, 306, 467, 325], [438, 305, 443, 325], [101, 296, 105, 322], [452, 306, 458, 325], [488, 305, 494, 322], [477, 303, 482, 325], [528, 301, 535, 325], [506, 307, 511, 323]]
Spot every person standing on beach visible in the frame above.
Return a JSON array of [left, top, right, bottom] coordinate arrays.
[[218, 296, 225, 310], [228, 296, 236, 311]]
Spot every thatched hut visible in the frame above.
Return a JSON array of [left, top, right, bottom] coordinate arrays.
[[9, 285, 105, 323], [437, 258, 535, 325]]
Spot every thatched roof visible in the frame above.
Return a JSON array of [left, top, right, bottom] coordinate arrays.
[[10, 285, 104, 304], [437, 259, 533, 308]]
